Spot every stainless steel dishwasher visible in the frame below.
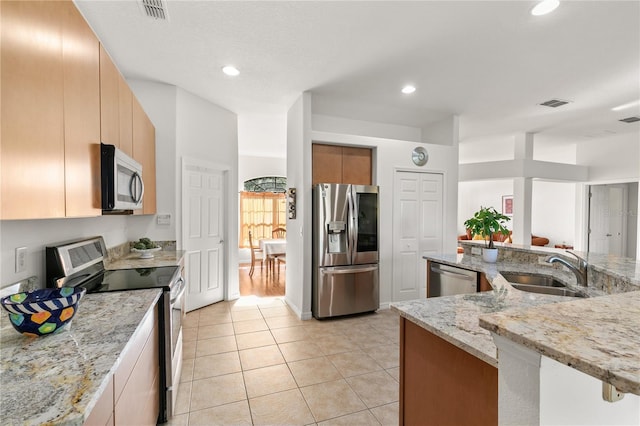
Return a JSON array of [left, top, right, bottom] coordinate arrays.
[[427, 262, 478, 297]]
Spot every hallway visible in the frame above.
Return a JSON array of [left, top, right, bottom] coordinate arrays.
[[171, 297, 399, 425]]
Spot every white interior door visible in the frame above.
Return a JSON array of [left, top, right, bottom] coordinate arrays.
[[183, 159, 225, 312], [589, 184, 628, 256], [393, 171, 443, 301]]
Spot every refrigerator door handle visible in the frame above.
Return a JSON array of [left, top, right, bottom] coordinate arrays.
[[349, 186, 357, 264], [323, 265, 378, 274]]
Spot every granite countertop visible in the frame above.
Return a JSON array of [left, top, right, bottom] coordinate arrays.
[[392, 246, 640, 394], [105, 249, 185, 270], [391, 285, 575, 367], [479, 291, 640, 396], [0, 289, 162, 425]]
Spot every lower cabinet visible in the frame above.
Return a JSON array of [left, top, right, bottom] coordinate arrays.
[[85, 304, 159, 426], [84, 375, 114, 426], [399, 317, 497, 425]]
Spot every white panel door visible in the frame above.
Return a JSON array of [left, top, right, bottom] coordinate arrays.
[[589, 184, 628, 256], [183, 160, 225, 312], [393, 171, 443, 301]]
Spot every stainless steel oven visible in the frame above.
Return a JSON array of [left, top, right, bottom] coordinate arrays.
[[46, 236, 183, 423], [168, 271, 185, 418]]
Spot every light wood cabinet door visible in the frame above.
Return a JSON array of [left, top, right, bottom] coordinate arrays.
[[312, 144, 372, 186], [62, 1, 101, 217], [400, 317, 498, 425], [99, 44, 119, 147], [84, 374, 114, 426], [132, 97, 156, 215], [114, 306, 159, 426], [312, 144, 343, 185], [1, 0, 66, 219], [342, 146, 372, 185], [118, 75, 133, 157]]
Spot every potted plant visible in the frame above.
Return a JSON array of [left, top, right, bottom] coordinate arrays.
[[463, 206, 511, 263]]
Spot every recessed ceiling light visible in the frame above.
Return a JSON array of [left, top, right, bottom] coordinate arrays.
[[531, 0, 560, 16], [222, 65, 240, 76], [612, 100, 640, 111], [402, 85, 416, 94]]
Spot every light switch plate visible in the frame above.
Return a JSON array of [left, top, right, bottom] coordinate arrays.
[[15, 247, 27, 273], [157, 214, 171, 226]]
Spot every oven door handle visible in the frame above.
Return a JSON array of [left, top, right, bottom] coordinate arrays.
[[170, 278, 185, 304]]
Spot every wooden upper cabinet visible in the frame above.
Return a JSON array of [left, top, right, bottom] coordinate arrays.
[[312, 143, 372, 186], [312, 144, 343, 184], [118, 75, 133, 157], [1, 0, 66, 219], [132, 97, 156, 215], [62, 1, 101, 217], [342, 147, 372, 185], [99, 44, 119, 147]]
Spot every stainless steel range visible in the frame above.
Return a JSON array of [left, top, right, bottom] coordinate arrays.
[[45, 237, 185, 423]]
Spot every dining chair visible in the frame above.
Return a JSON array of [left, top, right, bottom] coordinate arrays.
[[248, 231, 264, 277], [275, 254, 286, 279], [272, 227, 286, 238]]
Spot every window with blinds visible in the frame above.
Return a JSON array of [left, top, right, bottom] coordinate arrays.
[[239, 191, 286, 248]]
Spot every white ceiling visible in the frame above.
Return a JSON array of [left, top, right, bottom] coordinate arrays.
[[75, 0, 640, 148]]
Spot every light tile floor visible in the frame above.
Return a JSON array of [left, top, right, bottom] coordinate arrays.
[[170, 297, 400, 425]]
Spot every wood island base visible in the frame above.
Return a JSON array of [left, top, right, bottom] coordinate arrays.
[[399, 317, 498, 425]]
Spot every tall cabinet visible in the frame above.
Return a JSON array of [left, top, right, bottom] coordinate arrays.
[[63, 2, 102, 217], [1, 0, 156, 220]]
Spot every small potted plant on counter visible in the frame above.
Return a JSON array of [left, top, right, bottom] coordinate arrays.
[[463, 206, 511, 263]]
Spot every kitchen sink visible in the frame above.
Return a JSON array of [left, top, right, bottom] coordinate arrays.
[[499, 272, 566, 288], [499, 272, 587, 298]]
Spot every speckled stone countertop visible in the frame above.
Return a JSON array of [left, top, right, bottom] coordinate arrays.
[[391, 286, 576, 367], [391, 246, 639, 392], [479, 291, 640, 395], [0, 289, 162, 425], [105, 249, 185, 270]]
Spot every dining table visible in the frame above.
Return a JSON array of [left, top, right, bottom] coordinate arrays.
[[259, 238, 286, 275]]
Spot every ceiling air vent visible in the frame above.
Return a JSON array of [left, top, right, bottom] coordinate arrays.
[[139, 0, 168, 21], [619, 116, 640, 123], [539, 99, 571, 108]]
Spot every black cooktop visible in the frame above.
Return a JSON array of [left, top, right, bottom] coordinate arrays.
[[80, 266, 180, 294]]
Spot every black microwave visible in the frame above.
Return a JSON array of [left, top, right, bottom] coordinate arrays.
[[101, 143, 144, 211]]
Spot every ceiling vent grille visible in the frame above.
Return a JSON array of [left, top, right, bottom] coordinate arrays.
[[139, 0, 168, 21], [619, 116, 640, 123], [539, 99, 571, 108]]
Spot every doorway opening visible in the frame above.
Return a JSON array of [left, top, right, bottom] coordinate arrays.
[[239, 176, 287, 297], [588, 182, 638, 258]]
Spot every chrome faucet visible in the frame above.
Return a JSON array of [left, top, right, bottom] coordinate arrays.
[[545, 251, 588, 286]]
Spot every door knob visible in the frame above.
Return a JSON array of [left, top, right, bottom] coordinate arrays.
[[606, 234, 612, 237]]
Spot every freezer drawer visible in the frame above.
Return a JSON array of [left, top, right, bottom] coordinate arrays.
[[428, 262, 478, 297], [314, 264, 379, 319]]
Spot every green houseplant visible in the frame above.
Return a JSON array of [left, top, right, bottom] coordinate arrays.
[[463, 206, 511, 262]]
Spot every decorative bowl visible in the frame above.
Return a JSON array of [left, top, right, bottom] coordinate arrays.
[[131, 246, 162, 259], [0, 287, 86, 337]]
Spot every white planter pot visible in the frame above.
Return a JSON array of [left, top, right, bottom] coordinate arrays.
[[482, 248, 499, 263]]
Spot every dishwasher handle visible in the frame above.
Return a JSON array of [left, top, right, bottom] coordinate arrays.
[[430, 264, 476, 281]]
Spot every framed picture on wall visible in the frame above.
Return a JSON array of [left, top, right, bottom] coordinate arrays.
[[502, 195, 513, 216]]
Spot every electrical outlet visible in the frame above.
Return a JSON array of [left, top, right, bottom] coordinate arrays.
[[15, 247, 27, 273], [471, 247, 482, 255]]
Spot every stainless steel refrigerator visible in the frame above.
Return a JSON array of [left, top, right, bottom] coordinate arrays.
[[312, 183, 379, 319]]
